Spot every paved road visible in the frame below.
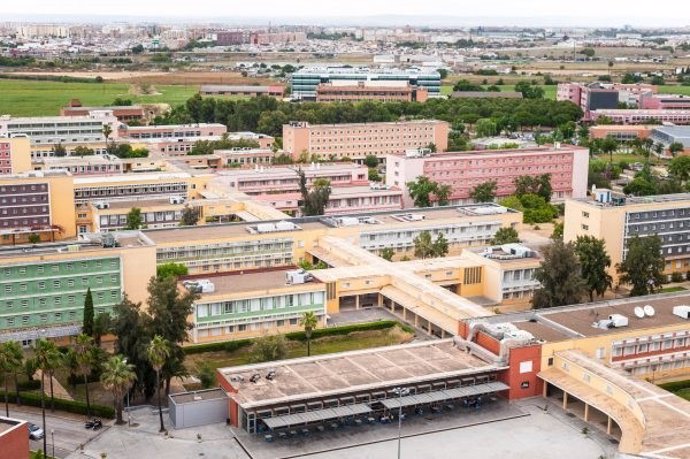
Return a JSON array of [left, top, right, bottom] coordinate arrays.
[[8, 406, 106, 458]]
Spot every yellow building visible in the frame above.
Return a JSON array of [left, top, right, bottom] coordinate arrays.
[[0, 137, 32, 175], [0, 171, 76, 245], [564, 190, 690, 282]]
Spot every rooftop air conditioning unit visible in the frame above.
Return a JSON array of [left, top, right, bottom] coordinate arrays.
[[608, 314, 629, 328], [285, 269, 313, 285], [673, 305, 690, 320]]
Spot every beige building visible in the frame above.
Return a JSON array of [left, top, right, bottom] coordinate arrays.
[[564, 190, 690, 282], [0, 137, 31, 176], [282, 120, 449, 162]]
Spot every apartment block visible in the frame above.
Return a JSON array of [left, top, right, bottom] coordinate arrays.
[[386, 145, 589, 207], [0, 137, 31, 175], [315, 81, 428, 103], [0, 232, 156, 343], [61, 104, 146, 123], [0, 171, 76, 245], [186, 269, 326, 344], [0, 112, 119, 151], [589, 109, 690, 125], [118, 123, 227, 140], [32, 154, 124, 176], [639, 93, 690, 110], [72, 172, 193, 204], [200, 85, 285, 99], [291, 67, 441, 100], [564, 190, 690, 281], [282, 120, 449, 161], [589, 125, 653, 141]]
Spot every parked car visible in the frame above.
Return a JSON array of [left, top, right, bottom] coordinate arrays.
[[28, 423, 44, 440]]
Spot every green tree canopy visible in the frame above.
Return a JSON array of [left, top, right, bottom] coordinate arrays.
[[491, 227, 520, 245], [532, 240, 587, 308], [470, 181, 497, 203], [125, 208, 143, 230], [573, 236, 613, 302], [617, 235, 665, 296]]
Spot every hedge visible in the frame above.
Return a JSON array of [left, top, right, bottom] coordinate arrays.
[[183, 320, 407, 355], [659, 380, 690, 393], [17, 391, 115, 419]]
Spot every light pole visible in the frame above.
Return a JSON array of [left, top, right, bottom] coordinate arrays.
[[124, 359, 131, 427], [51, 429, 55, 459], [392, 387, 410, 459]]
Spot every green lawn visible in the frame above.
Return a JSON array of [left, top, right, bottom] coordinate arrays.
[[184, 325, 413, 372], [0, 79, 198, 116], [592, 153, 648, 164], [658, 85, 690, 96], [659, 286, 688, 293], [677, 388, 690, 401]]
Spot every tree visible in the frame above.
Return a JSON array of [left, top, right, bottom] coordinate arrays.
[[617, 236, 665, 297], [102, 124, 113, 143], [297, 170, 331, 216], [434, 184, 452, 206], [249, 335, 288, 363], [125, 208, 143, 230], [363, 154, 379, 168], [551, 222, 564, 240], [669, 156, 690, 183], [475, 118, 498, 137], [433, 234, 449, 257], [74, 334, 96, 418], [43, 346, 62, 412], [83, 288, 94, 338], [669, 142, 685, 157], [407, 176, 438, 208], [32, 338, 56, 457], [573, 236, 613, 302], [147, 335, 171, 433], [100, 355, 136, 425], [532, 240, 587, 308], [180, 206, 200, 226], [156, 262, 189, 279], [413, 231, 435, 259], [28, 233, 40, 244], [470, 181, 497, 203], [300, 312, 319, 357], [514, 174, 552, 202], [131, 44, 144, 54], [491, 227, 520, 245], [579, 47, 595, 58], [0, 341, 23, 417], [197, 363, 216, 389], [146, 276, 198, 397], [623, 177, 657, 196], [74, 146, 95, 157], [515, 80, 544, 99], [380, 247, 395, 261], [51, 143, 67, 157], [93, 312, 112, 347]]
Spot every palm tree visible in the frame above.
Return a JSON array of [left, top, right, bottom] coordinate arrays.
[[33, 338, 56, 457], [0, 341, 24, 417], [300, 312, 319, 357], [74, 334, 95, 418], [147, 335, 170, 433], [43, 346, 62, 412], [100, 355, 136, 425], [102, 124, 113, 143]]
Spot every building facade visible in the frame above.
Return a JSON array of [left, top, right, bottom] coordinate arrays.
[[386, 145, 589, 207], [282, 120, 449, 161], [589, 109, 690, 125], [0, 137, 31, 176], [315, 81, 428, 103], [589, 125, 653, 141], [291, 67, 441, 100], [199, 85, 285, 98]]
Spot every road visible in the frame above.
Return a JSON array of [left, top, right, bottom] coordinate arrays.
[[7, 406, 107, 458]]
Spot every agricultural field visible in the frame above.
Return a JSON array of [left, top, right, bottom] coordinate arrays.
[[0, 78, 198, 116]]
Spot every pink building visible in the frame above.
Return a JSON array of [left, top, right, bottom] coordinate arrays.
[[252, 185, 403, 216], [386, 145, 589, 207], [282, 120, 449, 162], [589, 125, 653, 141], [211, 163, 369, 195], [590, 109, 690, 125], [118, 123, 227, 139], [639, 93, 690, 110]]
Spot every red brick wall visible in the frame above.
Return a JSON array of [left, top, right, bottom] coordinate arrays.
[[475, 331, 501, 355], [216, 372, 240, 427], [500, 344, 543, 399], [0, 422, 29, 459]]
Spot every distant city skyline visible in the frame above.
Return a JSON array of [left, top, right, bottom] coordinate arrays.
[[1, 0, 688, 27]]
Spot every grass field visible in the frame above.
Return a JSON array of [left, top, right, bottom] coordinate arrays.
[[658, 85, 690, 96], [440, 84, 556, 100], [659, 286, 688, 293], [0, 79, 199, 116]]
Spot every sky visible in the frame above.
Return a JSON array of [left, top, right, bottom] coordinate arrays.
[[2, 0, 689, 27]]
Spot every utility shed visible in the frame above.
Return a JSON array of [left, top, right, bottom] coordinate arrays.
[[168, 388, 229, 429]]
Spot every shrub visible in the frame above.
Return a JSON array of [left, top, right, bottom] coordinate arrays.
[[183, 338, 253, 355], [671, 272, 685, 283], [17, 391, 114, 418], [16, 380, 41, 391], [284, 320, 399, 341], [659, 380, 690, 393]]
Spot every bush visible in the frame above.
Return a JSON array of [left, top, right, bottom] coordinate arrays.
[[16, 380, 41, 391], [17, 391, 114, 418], [183, 338, 253, 355], [671, 272, 685, 283]]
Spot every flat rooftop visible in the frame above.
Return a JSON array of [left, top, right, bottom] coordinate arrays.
[[73, 172, 190, 185], [146, 205, 513, 245], [0, 417, 24, 435], [102, 198, 184, 210], [169, 388, 227, 405], [219, 339, 500, 408], [185, 268, 323, 298], [390, 145, 586, 159], [573, 192, 690, 208]]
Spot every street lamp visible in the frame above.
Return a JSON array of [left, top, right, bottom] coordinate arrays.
[[391, 387, 410, 459], [51, 429, 55, 459], [123, 358, 131, 427]]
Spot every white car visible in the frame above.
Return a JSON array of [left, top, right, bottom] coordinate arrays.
[[28, 423, 44, 440]]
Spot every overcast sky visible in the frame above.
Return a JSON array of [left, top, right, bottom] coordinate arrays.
[[2, 0, 688, 26]]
